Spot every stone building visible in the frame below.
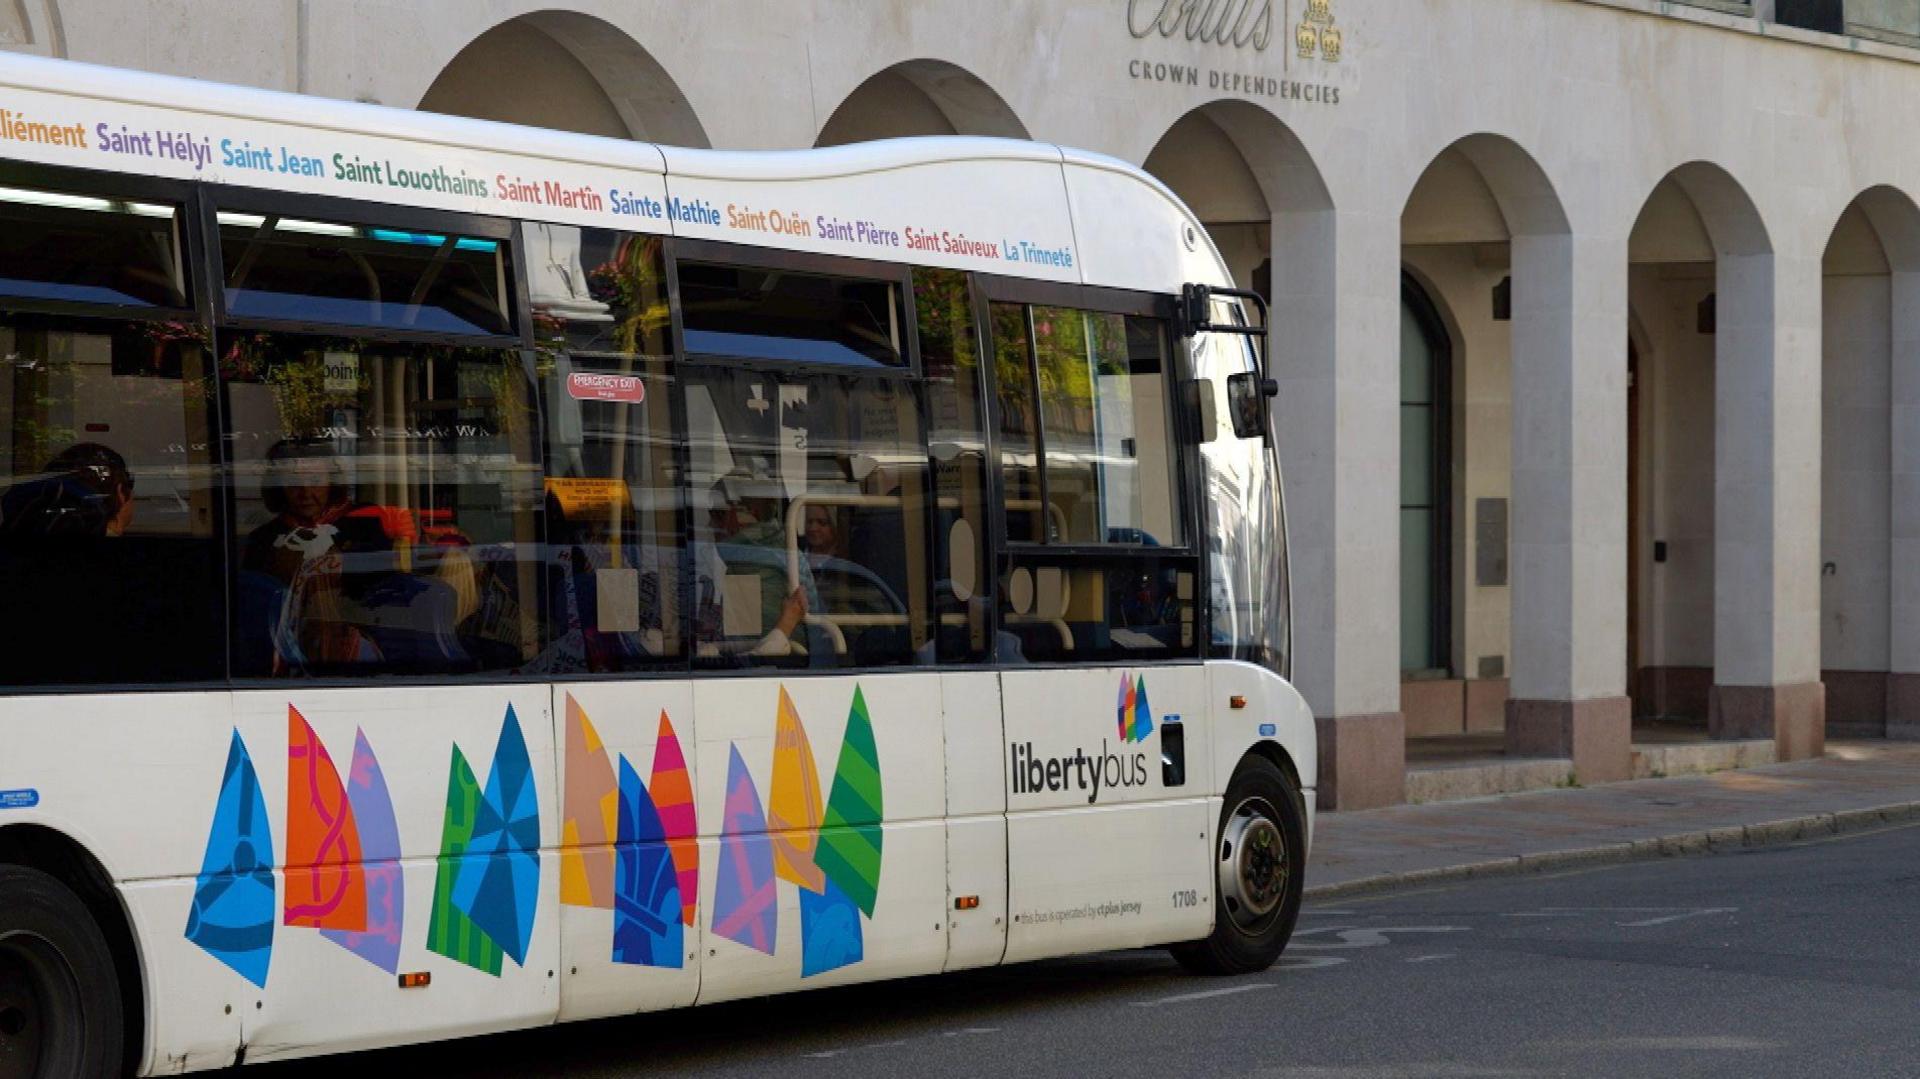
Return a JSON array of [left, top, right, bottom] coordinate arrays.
[[9, 0, 1920, 809]]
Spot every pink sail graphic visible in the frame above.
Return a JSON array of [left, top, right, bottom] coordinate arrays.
[[649, 710, 698, 927], [710, 746, 776, 955]]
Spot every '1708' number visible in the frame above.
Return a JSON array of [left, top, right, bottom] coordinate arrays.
[[1172, 890, 1200, 908]]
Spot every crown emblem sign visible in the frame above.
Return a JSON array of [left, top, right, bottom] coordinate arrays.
[[1297, 0, 1342, 63], [1296, 21, 1319, 58]]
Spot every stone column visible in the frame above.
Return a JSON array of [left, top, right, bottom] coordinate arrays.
[[1504, 232, 1634, 784], [1887, 271, 1920, 738], [1709, 251, 1826, 760], [1275, 206, 1406, 810]]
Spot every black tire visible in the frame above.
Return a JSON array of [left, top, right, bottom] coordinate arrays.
[[1170, 755, 1306, 976], [0, 865, 124, 1079]]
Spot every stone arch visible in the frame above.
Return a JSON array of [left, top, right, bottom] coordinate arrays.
[[815, 59, 1026, 146], [1630, 161, 1772, 261], [1821, 185, 1920, 736], [0, 0, 66, 58], [1628, 162, 1823, 760], [418, 10, 708, 147], [1401, 133, 1571, 243], [1143, 99, 1331, 294], [1397, 133, 1622, 779]]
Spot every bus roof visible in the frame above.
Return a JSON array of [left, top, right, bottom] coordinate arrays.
[[0, 51, 1231, 295]]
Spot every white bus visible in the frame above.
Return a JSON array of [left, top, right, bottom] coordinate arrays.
[[0, 51, 1311, 1076]]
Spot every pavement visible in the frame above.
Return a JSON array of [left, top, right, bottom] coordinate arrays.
[[1308, 738, 1920, 898]]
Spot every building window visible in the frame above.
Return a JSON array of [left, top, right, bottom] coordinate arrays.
[[1400, 274, 1451, 677]]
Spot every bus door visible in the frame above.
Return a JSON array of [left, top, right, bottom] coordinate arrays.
[[1000, 665, 1215, 961], [986, 299, 1217, 961]]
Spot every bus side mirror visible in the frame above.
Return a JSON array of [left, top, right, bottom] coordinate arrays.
[[1187, 378, 1219, 444], [1226, 371, 1274, 440]]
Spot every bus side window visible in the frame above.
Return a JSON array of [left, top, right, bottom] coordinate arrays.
[[676, 258, 929, 670], [0, 186, 223, 687], [215, 211, 543, 679], [989, 302, 1197, 664], [529, 225, 684, 673]]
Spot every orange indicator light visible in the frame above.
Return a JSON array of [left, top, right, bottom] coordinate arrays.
[[398, 972, 431, 989], [954, 896, 981, 911], [1230, 695, 1248, 709]]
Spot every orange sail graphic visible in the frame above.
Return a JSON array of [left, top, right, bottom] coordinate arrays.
[[768, 688, 826, 893], [285, 705, 368, 930], [650, 710, 698, 926], [560, 694, 620, 909]]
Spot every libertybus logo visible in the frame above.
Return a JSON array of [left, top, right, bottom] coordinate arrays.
[[1009, 673, 1158, 804], [1117, 673, 1155, 744]]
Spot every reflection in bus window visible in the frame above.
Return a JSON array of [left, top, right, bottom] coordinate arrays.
[[1030, 308, 1181, 546], [218, 213, 512, 336], [0, 312, 221, 685], [990, 302, 1046, 543], [683, 362, 928, 668], [0, 184, 188, 308], [222, 333, 543, 677], [916, 268, 993, 662], [677, 262, 905, 368], [528, 225, 684, 672]]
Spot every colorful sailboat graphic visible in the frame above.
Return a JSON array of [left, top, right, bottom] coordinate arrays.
[[612, 756, 684, 968], [452, 706, 541, 967], [816, 686, 884, 919], [320, 729, 404, 974], [184, 730, 277, 988], [560, 694, 619, 910], [427, 746, 504, 976], [768, 688, 827, 893], [650, 710, 698, 927], [284, 706, 367, 931], [800, 878, 864, 977], [711, 745, 777, 955]]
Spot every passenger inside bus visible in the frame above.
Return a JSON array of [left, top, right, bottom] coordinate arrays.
[[0, 442, 135, 540], [239, 438, 406, 671], [0, 440, 215, 685], [237, 436, 508, 676], [693, 474, 816, 660]]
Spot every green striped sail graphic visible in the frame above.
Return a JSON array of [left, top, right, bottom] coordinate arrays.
[[427, 746, 505, 975], [814, 686, 883, 918]]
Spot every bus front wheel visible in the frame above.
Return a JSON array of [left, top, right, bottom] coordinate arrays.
[[1171, 756, 1305, 976], [0, 865, 123, 1079]]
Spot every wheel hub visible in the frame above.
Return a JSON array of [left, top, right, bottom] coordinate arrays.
[[1217, 798, 1289, 934]]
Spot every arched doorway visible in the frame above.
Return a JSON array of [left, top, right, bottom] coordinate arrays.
[[815, 59, 1026, 146], [1820, 187, 1920, 737], [1397, 135, 1627, 785], [1627, 163, 1820, 760], [418, 11, 707, 146]]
